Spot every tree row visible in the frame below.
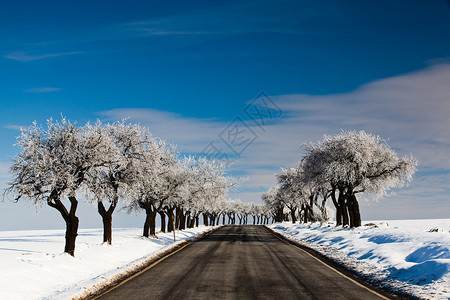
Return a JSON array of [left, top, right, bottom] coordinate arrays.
[[8, 118, 269, 256], [263, 131, 417, 227]]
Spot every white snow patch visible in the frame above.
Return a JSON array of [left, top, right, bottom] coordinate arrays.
[[269, 219, 450, 299], [0, 226, 215, 300]]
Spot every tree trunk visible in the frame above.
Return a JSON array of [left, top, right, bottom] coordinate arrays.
[[347, 192, 361, 228], [354, 202, 361, 227], [275, 206, 283, 223], [337, 188, 349, 226], [140, 200, 165, 237], [320, 198, 328, 223], [159, 211, 166, 233], [336, 206, 342, 225], [302, 204, 308, 223], [203, 212, 209, 226], [167, 208, 174, 232], [143, 211, 152, 238], [47, 194, 79, 256], [310, 194, 316, 222], [149, 211, 157, 236], [65, 197, 79, 256], [175, 206, 181, 229], [101, 209, 112, 245], [330, 189, 342, 226], [142, 203, 158, 238], [189, 215, 196, 228], [98, 198, 117, 245], [290, 208, 297, 223], [64, 214, 79, 256], [180, 210, 186, 230], [186, 213, 191, 229], [347, 196, 355, 228]]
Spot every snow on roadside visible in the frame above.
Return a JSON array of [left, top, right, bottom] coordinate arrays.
[[0, 226, 215, 300], [269, 220, 450, 299]]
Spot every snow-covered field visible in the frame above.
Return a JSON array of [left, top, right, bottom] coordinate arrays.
[[269, 219, 450, 299], [0, 226, 214, 300]]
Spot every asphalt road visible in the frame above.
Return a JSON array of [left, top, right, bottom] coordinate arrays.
[[96, 225, 389, 300]]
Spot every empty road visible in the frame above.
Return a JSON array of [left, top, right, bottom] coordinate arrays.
[[96, 225, 389, 300]]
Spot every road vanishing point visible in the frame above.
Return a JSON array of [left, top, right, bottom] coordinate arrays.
[[94, 225, 392, 300]]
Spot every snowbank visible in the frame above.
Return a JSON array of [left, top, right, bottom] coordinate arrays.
[[269, 219, 450, 299], [0, 226, 214, 300]]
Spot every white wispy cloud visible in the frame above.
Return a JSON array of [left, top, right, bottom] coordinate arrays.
[[100, 108, 225, 151], [4, 51, 83, 62], [24, 87, 62, 93], [83, 2, 323, 43], [5, 125, 24, 131], [117, 21, 210, 37], [100, 63, 450, 219]]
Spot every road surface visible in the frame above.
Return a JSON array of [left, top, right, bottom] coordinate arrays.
[[96, 225, 389, 300]]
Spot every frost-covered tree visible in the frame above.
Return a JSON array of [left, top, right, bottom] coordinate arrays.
[[276, 168, 304, 223], [235, 201, 245, 224], [262, 187, 284, 223], [223, 199, 236, 224], [302, 131, 417, 227], [179, 157, 237, 227], [161, 194, 182, 233], [127, 135, 190, 237], [9, 118, 112, 256], [85, 122, 146, 244], [249, 203, 259, 224], [251, 203, 268, 224], [126, 138, 183, 238], [258, 204, 271, 224], [286, 163, 329, 224], [216, 199, 229, 225]]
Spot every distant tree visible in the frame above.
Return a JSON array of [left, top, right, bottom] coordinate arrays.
[[276, 168, 304, 223], [180, 157, 237, 227], [253, 204, 269, 224], [287, 163, 329, 224], [9, 118, 111, 256], [262, 187, 284, 223]]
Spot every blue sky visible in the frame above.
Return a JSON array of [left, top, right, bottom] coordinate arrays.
[[1, 0, 450, 230]]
